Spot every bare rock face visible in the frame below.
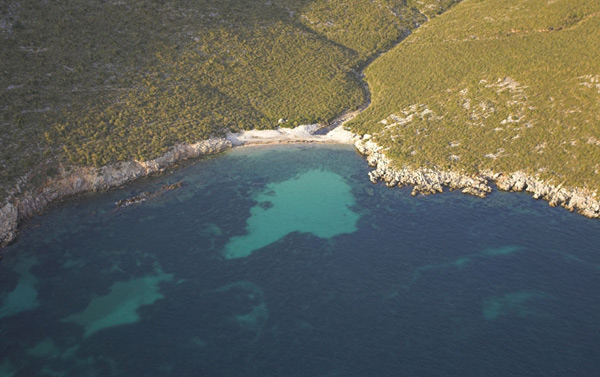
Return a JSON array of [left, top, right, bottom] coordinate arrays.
[[0, 138, 231, 248], [356, 138, 492, 198], [0, 203, 18, 246], [355, 137, 600, 219], [495, 172, 600, 218]]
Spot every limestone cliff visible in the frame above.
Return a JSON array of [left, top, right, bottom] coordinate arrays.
[[0, 138, 231, 247], [355, 137, 600, 218]]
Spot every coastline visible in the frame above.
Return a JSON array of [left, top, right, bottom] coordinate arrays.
[[0, 125, 357, 248], [2, 127, 600, 249], [355, 137, 600, 219], [225, 124, 356, 146], [0, 138, 231, 247], [2, 4, 599, 248], [0, 3, 427, 249]]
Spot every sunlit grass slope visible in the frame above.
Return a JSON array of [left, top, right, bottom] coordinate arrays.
[[0, 0, 456, 200], [352, 0, 600, 190], [302, 0, 460, 62]]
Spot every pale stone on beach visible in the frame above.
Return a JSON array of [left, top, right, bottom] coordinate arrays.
[[226, 124, 356, 146]]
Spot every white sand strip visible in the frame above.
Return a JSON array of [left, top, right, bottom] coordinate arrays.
[[226, 124, 357, 146]]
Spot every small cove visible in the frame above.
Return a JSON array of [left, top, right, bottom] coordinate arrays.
[[1, 144, 600, 377]]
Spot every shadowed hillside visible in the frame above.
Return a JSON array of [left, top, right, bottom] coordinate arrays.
[[0, 0, 458, 201]]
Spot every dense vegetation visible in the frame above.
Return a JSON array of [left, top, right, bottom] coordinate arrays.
[[0, 0, 457, 201], [351, 0, 600, 191]]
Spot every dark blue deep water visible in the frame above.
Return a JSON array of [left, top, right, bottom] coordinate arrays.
[[1, 145, 600, 376]]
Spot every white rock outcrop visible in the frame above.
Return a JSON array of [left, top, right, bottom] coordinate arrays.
[[0, 138, 231, 247], [355, 137, 600, 218]]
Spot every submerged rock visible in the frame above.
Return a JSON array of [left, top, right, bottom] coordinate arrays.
[[115, 192, 151, 208], [114, 181, 185, 209], [1, 138, 231, 248]]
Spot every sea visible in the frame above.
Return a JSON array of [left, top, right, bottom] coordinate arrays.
[[1, 144, 599, 377]]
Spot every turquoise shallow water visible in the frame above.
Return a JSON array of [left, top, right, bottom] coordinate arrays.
[[224, 169, 359, 259], [1, 144, 600, 376]]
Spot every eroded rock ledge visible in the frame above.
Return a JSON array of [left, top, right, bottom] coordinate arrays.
[[3, 134, 599, 249], [0, 123, 356, 249], [0, 138, 231, 247], [355, 137, 600, 219]]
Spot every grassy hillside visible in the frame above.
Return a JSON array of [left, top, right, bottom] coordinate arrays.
[[0, 0, 456, 200], [351, 0, 600, 191]]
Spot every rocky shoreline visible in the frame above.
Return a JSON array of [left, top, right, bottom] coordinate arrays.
[[0, 124, 358, 249], [355, 136, 600, 219], [2, 133, 600, 249], [0, 138, 231, 247]]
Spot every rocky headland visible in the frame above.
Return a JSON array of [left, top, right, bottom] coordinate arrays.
[[355, 136, 600, 219], [0, 138, 231, 247]]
